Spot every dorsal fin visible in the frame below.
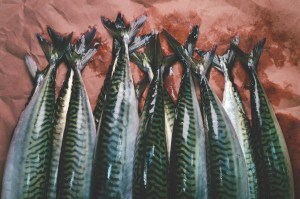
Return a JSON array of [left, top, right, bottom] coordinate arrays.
[[231, 37, 266, 72]]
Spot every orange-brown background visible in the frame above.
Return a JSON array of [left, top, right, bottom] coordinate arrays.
[[0, 0, 299, 197]]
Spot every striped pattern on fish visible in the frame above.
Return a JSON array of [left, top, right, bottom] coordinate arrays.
[[93, 14, 152, 199], [94, 40, 139, 199], [47, 28, 97, 199], [56, 36, 98, 198], [132, 35, 169, 199], [210, 36, 258, 199], [163, 28, 207, 199], [164, 88, 175, 159], [57, 67, 96, 198], [1, 28, 70, 199], [200, 77, 249, 199], [231, 38, 294, 199], [163, 29, 249, 199]]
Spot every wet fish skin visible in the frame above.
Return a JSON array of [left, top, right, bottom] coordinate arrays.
[[94, 14, 152, 199], [94, 13, 153, 131], [46, 28, 97, 199], [163, 28, 208, 199], [132, 34, 169, 199], [208, 36, 258, 199], [56, 39, 98, 199], [164, 29, 249, 199], [1, 27, 71, 199], [232, 38, 294, 199]]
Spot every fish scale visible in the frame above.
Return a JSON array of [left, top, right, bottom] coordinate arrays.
[[163, 29, 249, 199], [133, 70, 168, 199], [210, 39, 258, 199], [47, 68, 74, 199], [199, 77, 249, 199], [169, 67, 205, 199], [1, 28, 70, 199], [94, 42, 139, 199], [132, 35, 169, 199], [231, 39, 294, 199], [47, 28, 97, 199], [249, 71, 293, 199], [57, 67, 96, 198], [163, 28, 207, 199]]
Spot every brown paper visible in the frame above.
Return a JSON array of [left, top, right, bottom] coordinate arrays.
[[0, 0, 299, 196]]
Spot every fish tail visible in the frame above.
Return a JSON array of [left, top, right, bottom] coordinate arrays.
[[36, 26, 72, 65], [163, 29, 215, 77], [101, 13, 153, 51], [24, 53, 39, 79], [231, 37, 266, 72], [65, 28, 100, 71], [184, 25, 199, 56], [211, 35, 240, 75]]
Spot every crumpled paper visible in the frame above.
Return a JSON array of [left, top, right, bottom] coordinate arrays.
[[0, 0, 299, 196]]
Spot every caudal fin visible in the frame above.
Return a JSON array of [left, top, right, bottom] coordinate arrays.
[[231, 37, 266, 72], [163, 29, 216, 78], [36, 26, 72, 64], [24, 53, 39, 79], [211, 35, 240, 75], [101, 13, 148, 44]]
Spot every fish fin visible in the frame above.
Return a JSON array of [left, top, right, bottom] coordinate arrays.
[[80, 41, 100, 69], [101, 16, 120, 38], [195, 49, 206, 58], [183, 25, 199, 56], [163, 29, 216, 79], [101, 14, 147, 44], [65, 33, 99, 71], [219, 35, 240, 72], [128, 14, 147, 41], [212, 55, 223, 72], [161, 26, 198, 76], [129, 31, 155, 53], [201, 46, 217, 77], [163, 29, 194, 67], [130, 51, 152, 80], [162, 54, 177, 78], [135, 77, 149, 100], [115, 13, 126, 29], [24, 53, 39, 79], [231, 37, 265, 71], [74, 27, 97, 54], [43, 26, 72, 63], [250, 37, 266, 70]]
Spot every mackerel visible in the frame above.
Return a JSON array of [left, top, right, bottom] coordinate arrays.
[[232, 39, 294, 199], [94, 13, 153, 131], [208, 36, 258, 199], [1, 27, 71, 199], [46, 28, 97, 199], [132, 34, 170, 199], [163, 27, 208, 199], [164, 29, 249, 199], [56, 35, 98, 198], [93, 14, 153, 199]]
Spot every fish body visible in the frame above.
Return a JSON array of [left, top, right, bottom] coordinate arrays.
[[132, 35, 169, 199], [56, 37, 98, 198], [232, 39, 294, 199], [211, 37, 258, 199], [1, 28, 70, 199], [164, 29, 249, 199], [163, 87, 175, 159], [46, 28, 97, 199], [164, 28, 208, 199], [94, 14, 152, 199], [94, 13, 153, 131]]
